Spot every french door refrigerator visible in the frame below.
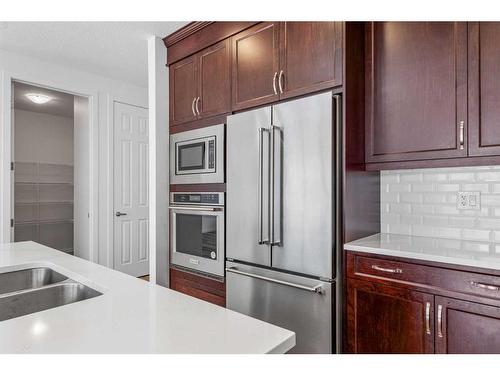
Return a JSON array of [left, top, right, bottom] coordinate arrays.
[[226, 91, 341, 353]]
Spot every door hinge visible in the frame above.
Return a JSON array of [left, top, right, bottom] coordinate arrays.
[[10, 219, 14, 228], [10, 162, 14, 171]]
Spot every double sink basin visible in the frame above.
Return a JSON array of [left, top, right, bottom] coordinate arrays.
[[0, 266, 102, 322]]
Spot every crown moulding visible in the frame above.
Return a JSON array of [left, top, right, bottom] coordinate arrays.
[[163, 22, 214, 47]]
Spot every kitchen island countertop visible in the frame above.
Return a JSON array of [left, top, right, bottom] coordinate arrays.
[[0, 241, 295, 353]]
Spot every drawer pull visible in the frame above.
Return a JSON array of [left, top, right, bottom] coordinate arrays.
[[371, 265, 403, 274], [470, 281, 500, 292]]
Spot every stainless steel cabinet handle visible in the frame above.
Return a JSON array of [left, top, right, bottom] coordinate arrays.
[[425, 302, 431, 335], [169, 206, 222, 212], [437, 304, 443, 338], [115, 212, 127, 217], [195, 97, 201, 116], [272, 72, 278, 95], [470, 281, 500, 291], [191, 97, 197, 117], [278, 70, 284, 94], [226, 267, 323, 293], [258, 128, 270, 245], [459, 121, 464, 150], [371, 265, 403, 274]]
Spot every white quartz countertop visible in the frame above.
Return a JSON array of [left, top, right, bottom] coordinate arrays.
[[0, 242, 295, 353], [345, 233, 500, 272]]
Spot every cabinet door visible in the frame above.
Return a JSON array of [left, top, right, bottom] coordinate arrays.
[[169, 55, 197, 126], [279, 22, 342, 99], [197, 39, 231, 119], [365, 22, 468, 163], [231, 22, 280, 111], [469, 22, 500, 156], [435, 296, 500, 353], [347, 278, 434, 353]]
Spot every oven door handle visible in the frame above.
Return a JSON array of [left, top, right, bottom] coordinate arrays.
[[169, 206, 223, 212]]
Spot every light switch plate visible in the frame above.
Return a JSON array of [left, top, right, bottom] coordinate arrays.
[[457, 191, 481, 210]]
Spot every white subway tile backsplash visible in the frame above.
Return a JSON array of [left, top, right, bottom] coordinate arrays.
[[381, 165, 500, 242]]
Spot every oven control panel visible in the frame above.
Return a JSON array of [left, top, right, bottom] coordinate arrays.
[[171, 192, 224, 206]]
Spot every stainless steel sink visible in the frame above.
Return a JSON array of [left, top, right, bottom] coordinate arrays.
[[0, 267, 68, 295], [0, 267, 102, 322]]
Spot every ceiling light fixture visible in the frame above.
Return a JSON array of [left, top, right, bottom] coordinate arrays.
[[26, 93, 52, 104]]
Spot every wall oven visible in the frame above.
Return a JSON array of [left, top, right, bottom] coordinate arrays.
[[170, 124, 224, 184], [169, 192, 225, 277]]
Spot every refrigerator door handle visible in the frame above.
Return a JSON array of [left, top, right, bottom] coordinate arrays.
[[270, 125, 282, 246], [258, 127, 270, 245], [226, 266, 323, 293]]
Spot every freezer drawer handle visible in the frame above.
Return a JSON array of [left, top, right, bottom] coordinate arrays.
[[226, 267, 323, 294]]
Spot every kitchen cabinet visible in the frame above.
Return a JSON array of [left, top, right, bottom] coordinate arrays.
[[169, 55, 198, 126], [232, 22, 343, 111], [435, 296, 500, 353], [279, 22, 343, 99], [346, 251, 500, 354], [169, 39, 231, 127], [170, 267, 225, 307], [347, 278, 434, 354], [231, 22, 280, 111], [365, 22, 468, 163], [468, 22, 500, 156]]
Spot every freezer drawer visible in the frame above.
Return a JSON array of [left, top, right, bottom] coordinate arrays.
[[226, 261, 333, 353]]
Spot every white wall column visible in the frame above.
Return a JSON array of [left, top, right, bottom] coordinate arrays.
[[147, 36, 169, 287]]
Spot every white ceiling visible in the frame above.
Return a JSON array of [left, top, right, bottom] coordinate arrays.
[[14, 81, 76, 118], [0, 22, 188, 87]]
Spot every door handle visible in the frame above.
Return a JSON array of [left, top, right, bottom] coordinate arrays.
[[437, 304, 443, 338], [191, 97, 197, 117], [115, 212, 127, 217], [226, 267, 323, 293], [258, 127, 270, 245], [272, 72, 278, 95], [195, 97, 201, 116], [459, 121, 465, 150], [425, 302, 431, 335], [278, 70, 284, 94], [270, 125, 282, 246]]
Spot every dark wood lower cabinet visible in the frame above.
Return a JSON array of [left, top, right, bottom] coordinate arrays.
[[346, 251, 500, 354], [347, 278, 434, 353], [435, 296, 500, 354], [170, 267, 226, 307]]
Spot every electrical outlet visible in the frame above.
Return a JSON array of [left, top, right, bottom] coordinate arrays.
[[457, 191, 481, 210]]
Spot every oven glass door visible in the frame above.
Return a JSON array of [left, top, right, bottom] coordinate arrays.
[[177, 141, 206, 172], [175, 212, 218, 260]]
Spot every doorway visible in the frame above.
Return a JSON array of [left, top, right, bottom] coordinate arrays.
[[12, 81, 91, 258]]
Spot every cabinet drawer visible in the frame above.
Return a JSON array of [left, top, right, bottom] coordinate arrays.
[[348, 253, 500, 302], [170, 267, 226, 307]]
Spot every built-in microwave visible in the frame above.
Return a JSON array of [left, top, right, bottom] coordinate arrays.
[[169, 192, 225, 277], [170, 124, 224, 184]]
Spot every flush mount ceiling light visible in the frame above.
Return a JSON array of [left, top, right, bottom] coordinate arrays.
[[26, 93, 52, 104]]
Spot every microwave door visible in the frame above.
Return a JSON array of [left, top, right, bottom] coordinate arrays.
[[227, 106, 272, 267]]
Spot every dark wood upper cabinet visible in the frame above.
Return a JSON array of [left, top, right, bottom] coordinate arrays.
[[170, 55, 198, 126], [365, 22, 468, 163], [435, 296, 500, 354], [231, 22, 280, 111], [468, 22, 500, 156], [169, 40, 231, 127], [197, 39, 231, 119], [279, 22, 343, 99], [347, 278, 434, 354]]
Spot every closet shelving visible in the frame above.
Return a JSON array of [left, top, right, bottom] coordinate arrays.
[[14, 162, 74, 254]]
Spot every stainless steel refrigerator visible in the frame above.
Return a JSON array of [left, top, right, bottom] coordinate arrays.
[[226, 91, 341, 353]]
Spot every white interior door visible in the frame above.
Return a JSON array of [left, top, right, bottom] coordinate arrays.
[[114, 102, 149, 276]]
